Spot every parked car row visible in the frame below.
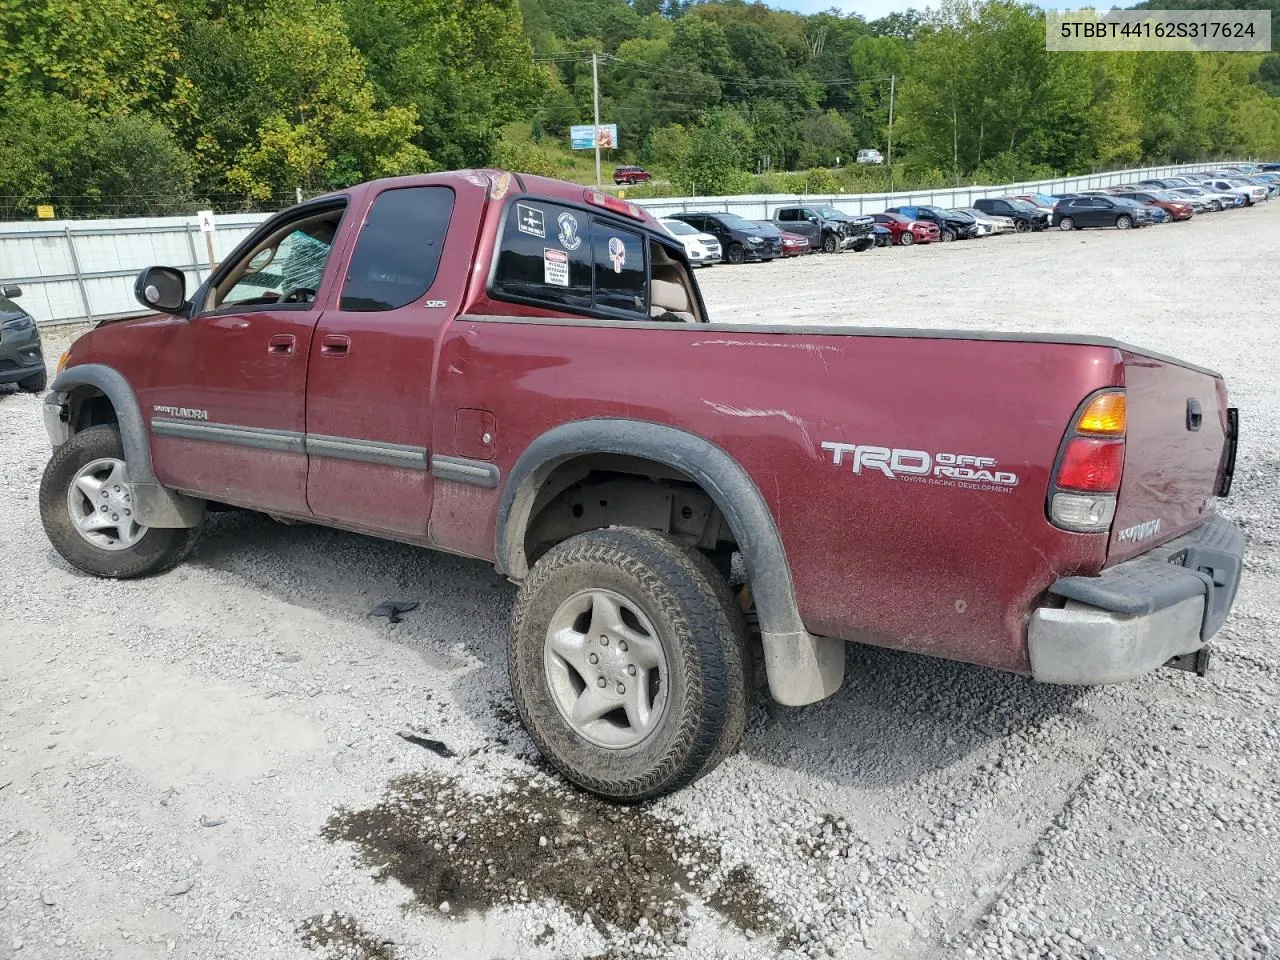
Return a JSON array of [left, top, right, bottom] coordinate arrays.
[[657, 164, 1274, 266]]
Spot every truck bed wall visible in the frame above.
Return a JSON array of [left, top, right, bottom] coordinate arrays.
[[432, 319, 1123, 674]]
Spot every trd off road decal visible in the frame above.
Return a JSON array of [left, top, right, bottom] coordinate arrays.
[[1116, 519, 1162, 543], [822, 441, 1019, 492]]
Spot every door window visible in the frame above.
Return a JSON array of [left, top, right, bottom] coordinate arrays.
[[341, 186, 455, 311], [212, 208, 344, 311], [778, 209, 796, 222]]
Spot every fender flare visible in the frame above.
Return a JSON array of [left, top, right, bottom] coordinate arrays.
[[50, 364, 156, 482], [48, 364, 204, 528], [495, 418, 844, 705]]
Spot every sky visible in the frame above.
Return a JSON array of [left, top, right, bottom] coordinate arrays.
[[771, 0, 920, 21]]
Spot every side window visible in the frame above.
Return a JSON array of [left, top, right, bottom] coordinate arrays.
[[592, 226, 646, 315], [492, 201, 592, 311], [778, 209, 795, 222], [800, 208, 818, 220], [341, 186, 455, 311], [212, 207, 344, 311]]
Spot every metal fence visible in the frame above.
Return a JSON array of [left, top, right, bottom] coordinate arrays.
[[1, 214, 271, 326], [0, 162, 1235, 326]]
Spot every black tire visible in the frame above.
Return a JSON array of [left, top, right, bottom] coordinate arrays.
[[1058, 217, 1075, 231], [509, 527, 751, 802], [726, 243, 745, 265], [899, 231, 914, 246], [1116, 215, 1133, 230], [940, 228, 955, 242], [18, 369, 47, 392], [39, 424, 203, 579], [822, 232, 838, 254], [1014, 219, 1030, 233]]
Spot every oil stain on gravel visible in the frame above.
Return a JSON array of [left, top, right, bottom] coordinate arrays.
[[299, 913, 396, 959], [321, 773, 779, 947]]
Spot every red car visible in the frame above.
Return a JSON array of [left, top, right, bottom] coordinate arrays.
[[612, 166, 651, 185], [755, 221, 810, 256], [778, 230, 810, 256], [1112, 190, 1195, 221], [871, 212, 939, 245], [41, 169, 1243, 801]]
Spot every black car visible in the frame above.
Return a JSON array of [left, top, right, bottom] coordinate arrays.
[[667, 212, 782, 264], [886, 205, 979, 241], [0, 284, 46, 393], [972, 197, 1049, 232], [1053, 195, 1147, 230]]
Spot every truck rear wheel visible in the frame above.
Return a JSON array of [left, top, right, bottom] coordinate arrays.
[[39, 425, 202, 579], [508, 527, 750, 802]]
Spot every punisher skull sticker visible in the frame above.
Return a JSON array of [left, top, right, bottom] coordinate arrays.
[[608, 236, 626, 273]]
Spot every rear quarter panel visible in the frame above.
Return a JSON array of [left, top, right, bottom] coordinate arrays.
[[432, 321, 1123, 674]]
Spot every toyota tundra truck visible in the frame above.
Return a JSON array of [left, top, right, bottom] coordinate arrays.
[[39, 170, 1243, 801]]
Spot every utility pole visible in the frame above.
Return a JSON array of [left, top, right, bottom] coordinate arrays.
[[592, 52, 602, 190], [887, 73, 896, 194]]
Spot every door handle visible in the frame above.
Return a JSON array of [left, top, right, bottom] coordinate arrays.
[[320, 335, 350, 357], [267, 334, 296, 356]]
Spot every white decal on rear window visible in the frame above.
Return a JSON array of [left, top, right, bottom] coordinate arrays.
[[543, 247, 569, 287], [608, 236, 626, 273], [517, 204, 545, 239]]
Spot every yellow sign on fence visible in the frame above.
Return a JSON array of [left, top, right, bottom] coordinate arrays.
[[36, 204, 55, 220]]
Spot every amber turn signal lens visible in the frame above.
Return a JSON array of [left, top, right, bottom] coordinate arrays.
[[56, 350, 70, 374], [1075, 392, 1126, 435]]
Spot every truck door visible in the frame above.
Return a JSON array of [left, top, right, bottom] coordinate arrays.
[[302, 182, 480, 537], [140, 200, 350, 515]]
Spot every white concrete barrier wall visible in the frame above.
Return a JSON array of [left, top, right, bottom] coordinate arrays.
[[0, 163, 1235, 325]]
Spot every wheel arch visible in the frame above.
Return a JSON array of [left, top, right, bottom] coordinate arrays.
[[49, 364, 154, 482], [496, 419, 844, 706], [47, 363, 203, 528]]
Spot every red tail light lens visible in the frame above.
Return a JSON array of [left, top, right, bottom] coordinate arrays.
[[1056, 437, 1125, 493]]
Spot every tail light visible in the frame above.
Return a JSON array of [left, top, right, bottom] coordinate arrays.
[[1048, 390, 1126, 533]]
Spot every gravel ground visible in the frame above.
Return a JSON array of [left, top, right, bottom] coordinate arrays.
[[2, 204, 1277, 960]]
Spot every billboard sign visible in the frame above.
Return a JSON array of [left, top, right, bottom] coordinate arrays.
[[570, 124, 619, 150]]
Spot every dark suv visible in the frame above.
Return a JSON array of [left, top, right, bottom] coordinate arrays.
[[973, 197, 1049, 232], [668, 212, 782, 264], [886, 205, 980, 241], [1053, 195, 1148, 230], [613, 166, 652, 186], [0, 284, 46, 392], [772, 205, 875, 253]]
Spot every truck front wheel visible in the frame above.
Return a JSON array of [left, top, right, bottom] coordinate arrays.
[[508, 527, 750, 801], [39, 424, 203, 579]]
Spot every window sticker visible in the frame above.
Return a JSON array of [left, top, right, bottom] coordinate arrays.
[[557, 212, 582, 251], [543, 247, 569, 286], [517, 204, 545, 239], [608, 236, 626, 274]]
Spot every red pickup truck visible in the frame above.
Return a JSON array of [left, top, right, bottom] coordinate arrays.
[[39, 170, 1243, 801]]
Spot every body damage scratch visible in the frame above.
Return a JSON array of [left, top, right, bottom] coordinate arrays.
[[691, 338, 840, 357], [703, 401, 814, 450]]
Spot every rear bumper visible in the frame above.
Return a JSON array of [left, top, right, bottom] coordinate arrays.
[[1028, 515, 1244, 684]]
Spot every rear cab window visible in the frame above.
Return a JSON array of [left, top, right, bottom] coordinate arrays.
[[341, 186, 455, 311], [491, 198, 702, 323]]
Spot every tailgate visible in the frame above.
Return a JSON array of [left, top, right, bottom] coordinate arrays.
[[1110, 351, 1231, 563]]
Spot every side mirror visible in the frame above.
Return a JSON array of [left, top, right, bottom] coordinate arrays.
[[1, 284, 21, 298], [134, 266, 187, 314], [807, 215, 819, 224]]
